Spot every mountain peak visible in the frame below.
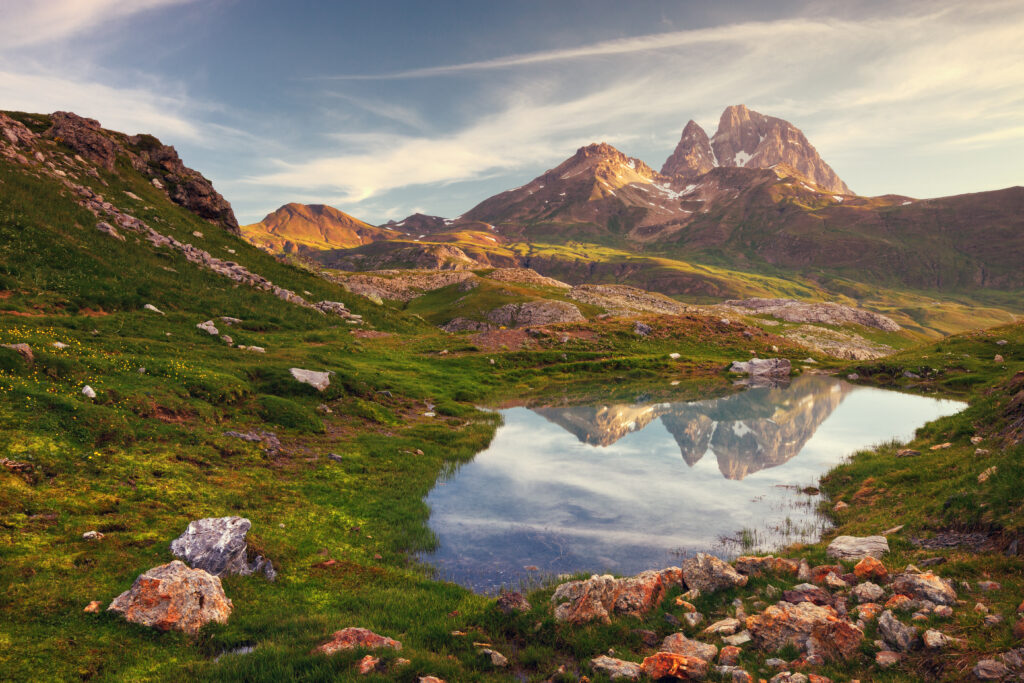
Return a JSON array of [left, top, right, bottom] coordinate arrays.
[[661, 120, 716, 179], [242, 202, 396, 253], [710, 104, 851, 194]]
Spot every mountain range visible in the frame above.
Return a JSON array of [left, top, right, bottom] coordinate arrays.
[[243, 105, 1023, 324]]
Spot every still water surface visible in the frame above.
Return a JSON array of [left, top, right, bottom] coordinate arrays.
[[422, 375, 964, 592]]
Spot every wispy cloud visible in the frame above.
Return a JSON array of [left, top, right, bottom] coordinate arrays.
[[0, 0, 199, 48], [249, 1, 1024, 217], [316, 16, 874, 80]]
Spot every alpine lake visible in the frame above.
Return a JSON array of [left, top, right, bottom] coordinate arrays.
[[420, 374, 965, 592]]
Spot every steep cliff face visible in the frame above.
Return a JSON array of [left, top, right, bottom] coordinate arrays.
[[707, 104, 851, 194], [660, 119, 716, 180]]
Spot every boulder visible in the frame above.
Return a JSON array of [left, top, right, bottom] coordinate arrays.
[[729, 358, 791, 377], [551, 568, 682, 624], [640, 652, 709, 680], [747, 601, 862, 658], [878, 610, 917, 651], [480, 648, 508, 667], [892, 572, 957, 605], [681, 553, 748, 593], [590, 655, 642, 680], [662, 633, 718, 662], [442, 317, 494, 333], [290, 367, 331, 392], [170, 516, 275, 580], [107, 560, 232, 634], [875, 651, 902, 668], [704, 618, 742, 636], [923, 629, 949, 650], [825, 535, 889, 560], [313, 627, 402, 656], [973, 659, 1010, 680], [82, 385, 96, 398], [781, 583, 832, 606], [196, 320, 219, 335], [853, 556, 888, 581], [718, 646, 741, 665]]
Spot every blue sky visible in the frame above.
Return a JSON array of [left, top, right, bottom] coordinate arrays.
[[2, 0, 1022, 224]]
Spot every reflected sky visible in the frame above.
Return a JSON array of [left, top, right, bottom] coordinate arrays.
[[421, 376, 964, 592]]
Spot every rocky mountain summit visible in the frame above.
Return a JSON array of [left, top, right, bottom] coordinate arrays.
[[242, 202, 399, 253]]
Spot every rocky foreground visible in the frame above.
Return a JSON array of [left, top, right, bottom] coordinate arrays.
[[95, 516, 1024, 681]]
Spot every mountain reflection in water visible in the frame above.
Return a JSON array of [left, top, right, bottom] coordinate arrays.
[[535, 375, 850, 479], [422, 375, 963, 592]]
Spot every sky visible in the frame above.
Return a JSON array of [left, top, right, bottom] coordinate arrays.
[[2, 0, 1022, 225]]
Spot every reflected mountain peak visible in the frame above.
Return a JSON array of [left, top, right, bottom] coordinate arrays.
[[532, 375, 855, 479]]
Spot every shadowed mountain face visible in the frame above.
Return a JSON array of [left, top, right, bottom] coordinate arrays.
[[534, 375, 853, 479]]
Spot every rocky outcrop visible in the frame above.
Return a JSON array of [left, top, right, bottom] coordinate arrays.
[[312, 627, 402, 656], [169, 516, 275, 581], [661, 633, 718, 662], [107, 560, 232, 634], [487, 267, 571, 289], [336, 270, 477, 302], [442, 317, 495, 333], [46, 111, 120, 171], [781, 325, 893, 361], [551, 568, 683, 624], [723, 298, 900, 331], [640, 652, 709, 680], [487, 300, 585, 327], [569, 284, 692, 316], [661, 120, 717, 180]]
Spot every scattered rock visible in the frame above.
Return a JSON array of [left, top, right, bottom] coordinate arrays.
[[973, 659, 1010, 680], [704, 618, 742, 636], [552, 568, 683, 624], [84, 600, 102, 613], [51, 341, 69, 350], [82, 530, 104, 541], [747, 601, 861, 658], [878, 610, 917, 651], [681, 553, 748, 593], [663, 633, 718, 661], [222, 430, 282, 456], [495, 591, 531, 614], [995, 354, 1005, 363], [1, 343, 33, 364], [289, 367, 331, 392], [723, 631, 752, 647], [356, 654, 380, 675], [853, 556, 888, 582], [196, 320, 219, 335], [875, 650, 902, 668], [143, 303, 165, 315], [640, 652, 709, 680], [590, 655, 642, 680], [823, 572, 848, 590], [978, 581, 1002, 592], [782, 583, 833, 606], [978, 466, 997, 483], [923, 629, 949, 649], [895, 448, 921, 457], [856, 603, 883, 621], [480, 648, 508, 667], [892, 572, 957, 605], [930, 442, 952, 450], [729, 358, 791, 378], [634, 322, 652, 337], [832, 501, 848, 511], [683, 613, 705, 628], [851, 582, 885, 603], [108, 560, 232, 634], [734, 556, 799, 577], [170, 516, 275, 581], [719, 646, 741, 666], [826, 535, 889, 560], [313, 627, 402, 656], [82, 385, 96, 398]]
